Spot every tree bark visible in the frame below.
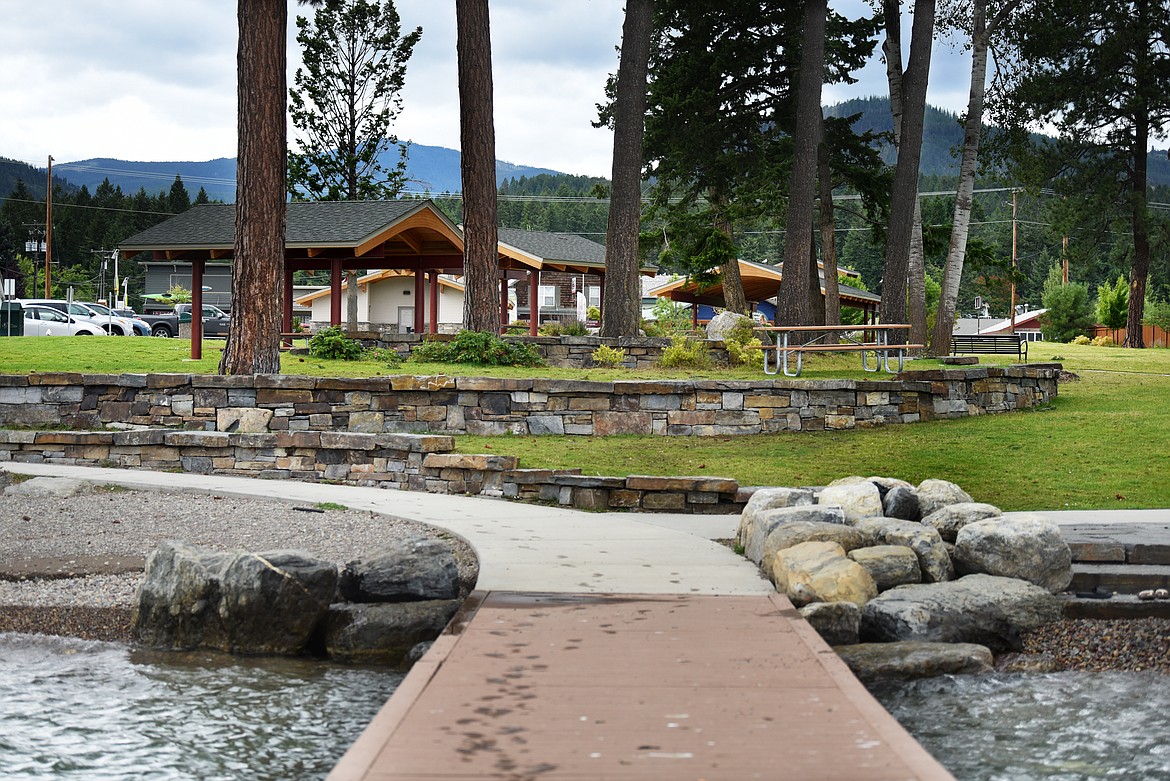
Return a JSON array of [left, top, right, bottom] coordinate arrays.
[[346, 270, 359, 331], [931, 0, 991, 355], [1127, 112, 1150, 348], [221, 0, 285, 375], [456, 0, 500, 333], [817, 133, 841, 329], [776, 0, 827, 326], [601, 0, 653, 338], [880, 0, 935, 340]]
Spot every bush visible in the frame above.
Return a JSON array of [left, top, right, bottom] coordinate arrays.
[[540, 319, 589, 336], [658, 335, 711, 369], [1143, 297, 1170, 331], [646, 298, 694, 335], [408, 330, 544, 367], [1039, 264, 1093, 343], [590, 344, 628, 368], [1095, 275, 1129, 330], [1090, 335, 1113, 347], [365, 346, 403, 368], [586, 305, 601, 322], [1071, 334, 1091, 345], [308, 326, 364, 360], [722, 318, 764, 368]]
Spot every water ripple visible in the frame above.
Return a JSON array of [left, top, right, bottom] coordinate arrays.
[[0, 633, 402, 780], [871, 671, 1170, 781]]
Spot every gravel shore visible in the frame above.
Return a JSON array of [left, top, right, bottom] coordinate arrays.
[[0, 477, 479, 642], [2, 475, 1167, 674]]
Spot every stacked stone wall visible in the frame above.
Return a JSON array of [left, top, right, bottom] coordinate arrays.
[[0, 366, 1059, 439]]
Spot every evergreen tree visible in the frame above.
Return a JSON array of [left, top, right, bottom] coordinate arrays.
[[167, 176, 191, 213], [990, 0, 1170, 346], [288, 0, 421, 201]]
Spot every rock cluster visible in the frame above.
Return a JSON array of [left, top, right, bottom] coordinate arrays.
[[738, 476, 1072, 682], [133, 535, 462, 666]]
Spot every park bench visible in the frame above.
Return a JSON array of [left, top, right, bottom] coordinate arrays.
[[950, 333, 1028, 361]]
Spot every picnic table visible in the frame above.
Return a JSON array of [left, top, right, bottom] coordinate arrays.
[[753, 324, 923, 377]]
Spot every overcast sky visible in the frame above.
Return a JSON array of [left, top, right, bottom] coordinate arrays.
[[0, 0, 972, 180]]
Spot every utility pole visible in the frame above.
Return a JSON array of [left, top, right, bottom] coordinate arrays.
[[44, 156, 54, 298], [1010, 188, 1018, 335]]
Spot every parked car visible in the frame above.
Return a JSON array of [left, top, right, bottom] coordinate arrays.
[[18, 299, 136, 336], [86, 302, 151, 336], [131, 303, 231, 338], [20, 304, 105, 336]]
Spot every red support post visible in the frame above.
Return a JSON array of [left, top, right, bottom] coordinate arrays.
[[191, 259, 204, 360], [428, 270, 439, 334], [330, 259, 342, 326], [528, 270, 539, 337]]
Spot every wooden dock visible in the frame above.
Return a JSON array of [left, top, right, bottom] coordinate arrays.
[[328, 592, 955, 781]]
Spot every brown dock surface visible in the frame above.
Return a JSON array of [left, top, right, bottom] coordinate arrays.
[[328, 592, 955, 781]]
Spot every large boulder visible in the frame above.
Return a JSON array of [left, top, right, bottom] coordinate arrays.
[[847, 545, 922, 591], [834, 641, 994, 683], [773, 541, 878, 608], [737, 487, 816, 548], [915, 479, 974, 518], [860, 574, 1064, 651], [321, 600, 462, 665], [921, 502, 1002, 543], [743, 505, 844, 565], [817, 480, 883, 523], [855, 517, 954, 583], [338, 535, 459, 602], [706, 310, 754, 342], [800, 601, 861, 646], [133, 541, 338, 655], [952, 514, 1073, 593], [761, 521, 870, 578], [882, 486, 921, 522]]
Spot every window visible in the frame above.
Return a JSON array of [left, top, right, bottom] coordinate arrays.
[[587, 286, 601, 307], [538, 285, 557, 309]]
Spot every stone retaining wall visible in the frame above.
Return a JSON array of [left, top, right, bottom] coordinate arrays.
[[0, 365, 1059, 438], [0, 429, 746, 514]]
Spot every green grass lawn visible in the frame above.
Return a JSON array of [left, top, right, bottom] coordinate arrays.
[[1, 336, 1166, 511]]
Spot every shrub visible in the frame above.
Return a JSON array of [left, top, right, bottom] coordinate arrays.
[[541, 319, 589, 337], [1039, 264, 1093, 342], [408, 330, 544, 367], [308, 326, 364, 360], [1071, 334, 1091, 345], [365, 346, 403, 368], [646, 298, 694, 335], [1095, 275, 1129, 330], [591, 344, 628, 368], [1090, 335, 1113, 347], [1143, 297, 1170, 331], [587, 305, 601, 322], [658, 335, 711, 369], [721, 317, 764, 368]]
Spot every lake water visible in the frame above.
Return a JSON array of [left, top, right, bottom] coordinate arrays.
[[0, 633, 402, 781], [871, 671, 1170, 781]]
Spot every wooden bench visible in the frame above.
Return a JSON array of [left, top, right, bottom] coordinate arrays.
[[950, 333, 1028, 361]]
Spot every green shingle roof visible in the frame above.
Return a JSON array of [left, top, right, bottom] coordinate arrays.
[[496, 227, 606, 266], [119, 200, 430, 251]]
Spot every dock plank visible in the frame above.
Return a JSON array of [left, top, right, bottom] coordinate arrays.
[[328, 592, 955, 781]]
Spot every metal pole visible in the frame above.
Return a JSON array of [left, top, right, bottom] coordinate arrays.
[[1062, 235, 1069, 285], [1010, 189, 1018, 334], [45, 156, 54, 297]]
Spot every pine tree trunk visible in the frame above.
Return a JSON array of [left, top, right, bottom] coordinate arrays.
[[1127, 114, 1150, 348], [817, 133, 841, 330], [931, 0, 990, 355], [346, 270, 359, 331], [601, 0, 652, 338], [457, 0, 499, 334], [713, 196, 749, 316], [776, 0, 826, 326], [908, 200, 926, 349], [220, 0, 285, 375], [880, 0, 934, 340]]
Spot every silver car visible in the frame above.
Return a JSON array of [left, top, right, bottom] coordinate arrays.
[[19, 299, 137, 335], [20, 304, 105, 336]]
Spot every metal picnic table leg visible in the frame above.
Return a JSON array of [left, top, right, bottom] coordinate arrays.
[[781, 333, 803, 377]]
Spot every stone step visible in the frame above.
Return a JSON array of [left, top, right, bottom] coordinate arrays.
[[1068, 563, 1170, 593], [1060, 593, 1170, 620]]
